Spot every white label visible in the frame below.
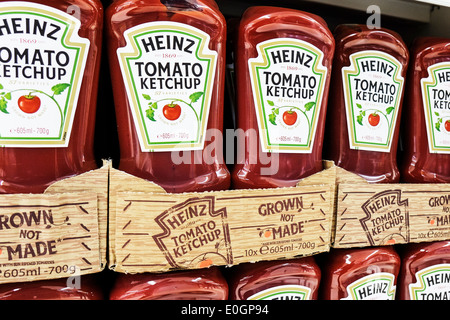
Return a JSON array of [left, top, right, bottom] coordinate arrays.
[[247, 285, 312, 300], [421, 63, 450, 153], [117, 21, 217, 152], [0, 1, 89, 147], [342, 273, 396, 300], [409, 264, 450, 300], [342, 50, 404, 152], [248, 38, 328, 153]]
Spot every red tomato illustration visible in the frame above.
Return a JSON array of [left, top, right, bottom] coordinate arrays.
[[18, 94, 41, 114], [282, 110, 297, 126], [163, 103, 182, 121], [368, 113, 380, 127]]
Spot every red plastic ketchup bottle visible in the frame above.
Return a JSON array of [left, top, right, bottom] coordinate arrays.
[[0, 275, 103, 300], [231, 6, 334, 189], [109, 267, 228, 300], [228, 257, 321, 300], [106, 0, 230, 298], [398, 241, 450, 300], [324, 25, 409, 183], [106, 0, 230, 193], [401, 38, 450, 183], [321, 246, 401, 300], [0, 0, 103, 300], [0, 0, 103, 193]]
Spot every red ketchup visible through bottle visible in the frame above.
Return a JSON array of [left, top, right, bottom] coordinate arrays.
[[105, 0, 230, 300], [226, 6, 332, 301], [228, 257, 321, 300], [401, 37, 450, 183], [324, 24, 409, 183], [320, 246, 401, 300], [398, 241, 450, 300], [0, 0, 103, 193], [231, 6, 334, 189], [106, 0, 230, 193], [110, 267, 228, 300], [0, 275, 104, 300], [0, 0, 104, 300]]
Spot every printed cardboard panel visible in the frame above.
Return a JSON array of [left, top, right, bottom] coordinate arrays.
[[109, 163, 336, 274], [0, 193, 101, 284], [333, 167, 450, 248], [45, 161, 110, 267], [0, 163, 109, 284]]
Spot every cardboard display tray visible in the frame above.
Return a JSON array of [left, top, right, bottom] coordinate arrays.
[[108, 162, 336, 274], [333, 166, 450, 249], [0, 162, 109, 284]]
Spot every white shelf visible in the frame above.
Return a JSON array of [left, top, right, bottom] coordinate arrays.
[[412, 0, 450, 7], [299, 0, 433, 23], [217, 0, 437, 23]]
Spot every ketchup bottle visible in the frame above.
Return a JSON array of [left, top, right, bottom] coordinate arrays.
[[0, 0, 104, 300], [109, 267, 228, 300], [0, 275, 103, 300], [401, 38, 450, 183], [0, 0, 103, 193], [227, 7, 329, 300], [324, 25, 409, 183], [106, 0, 230, 193], [228, 257, 321, 300], [231, 6, 334, 189], [397, 241, 450, 300], [321, 246, 401, 300], [106, 0, 230, 298]]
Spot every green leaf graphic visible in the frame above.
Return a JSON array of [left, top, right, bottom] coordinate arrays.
[[189, 92, 204, 103], [386, 107, 395, 115], [304, 102, 316, 111], [51, 83, 71, 95], [0, 98, 8, 114], [436, 121, 441, 132], [269, 113, 277, 126], [357, 114, 363, 126], [146, 108, 156, 121]]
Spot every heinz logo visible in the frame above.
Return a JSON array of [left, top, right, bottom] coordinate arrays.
[[360, 190, 409, 246], [153, 196, 233, 269]]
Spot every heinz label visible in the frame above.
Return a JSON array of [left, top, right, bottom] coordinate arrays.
[[360, 190, 409, 246], [342, 273, 397, 300], [248, 38, 328, 153], [421, 62, 450, 153], [117, 21, 217, 152], [342, 51, 404, 152], [247, 285, 312, 300], [152, 196, 232, 269], [0, 2, 90, 147], [409, 264, 450, 300]]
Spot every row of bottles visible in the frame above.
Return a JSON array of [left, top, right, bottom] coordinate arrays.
[[108, 241, 450, 300], [1, 241, 448, 300], [1, 1, 450, 194]]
